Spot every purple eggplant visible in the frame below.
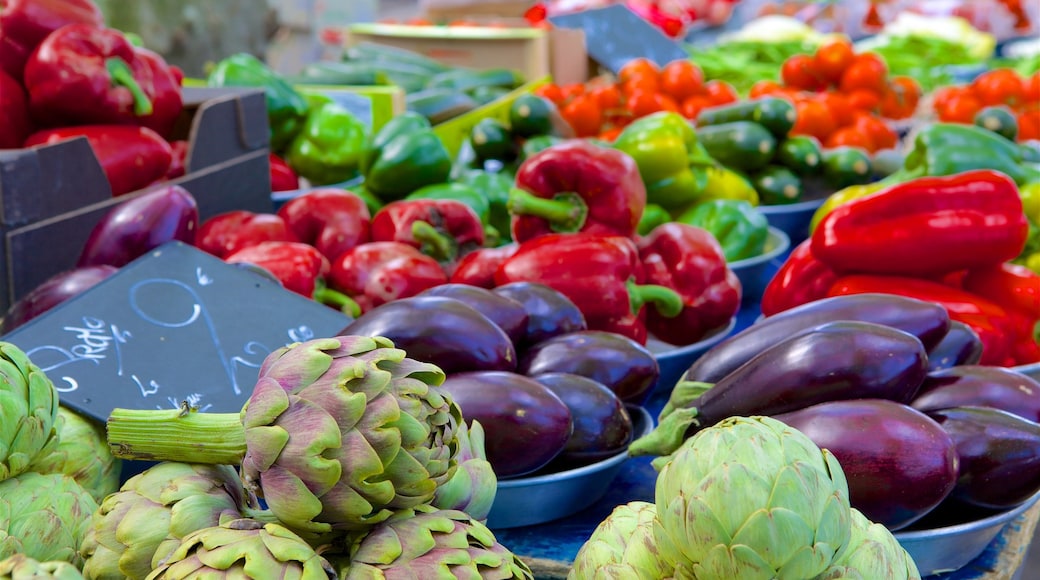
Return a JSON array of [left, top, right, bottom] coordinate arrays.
[[927, 406, 1040, 510], [684, 293, 950, 383], [417, 284, 529, 345], [926, 321, 984, 372], [911, 365, 1040, 422], [775, 399, 959, 531], [77, 184, 199, 268], [0, 265, 118, 334], [441, 371, 573, 478], [518, 331, 659, 404], [531, 372, 633, 468], [492, 282, 587, 347], [341, 296, 517, 374]]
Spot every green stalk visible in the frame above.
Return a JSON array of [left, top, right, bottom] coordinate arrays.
[[312, 282, 361, 318], [106, 57, 153, 116], [628, 279, 684, 318], [506, 189, 588, 233], [411, 220, 457, 262], [107, 408, 245, 464]]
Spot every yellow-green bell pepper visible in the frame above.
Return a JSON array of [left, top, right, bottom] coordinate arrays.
[[809, 181, 890, 234]]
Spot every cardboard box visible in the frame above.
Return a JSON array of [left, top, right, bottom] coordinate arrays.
[[346, 21, 588, 85], [420, 0, 537, 20], [0, 87, 272, 313]]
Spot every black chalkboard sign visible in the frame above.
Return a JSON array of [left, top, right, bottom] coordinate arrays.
[[549, 5, 689, 74], [1, 242, 352, 423]]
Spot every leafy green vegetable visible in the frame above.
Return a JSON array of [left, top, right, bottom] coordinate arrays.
[[862, 35, 986, 92], [686, 40, 817, 96]]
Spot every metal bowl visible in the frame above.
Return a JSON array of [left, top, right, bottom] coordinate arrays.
[[894, 491, 1040, 576], [729, 226, 791, 305], [759, 197, 826, 246], [646, 317, 738, 401], [486, 405, 654, 530]]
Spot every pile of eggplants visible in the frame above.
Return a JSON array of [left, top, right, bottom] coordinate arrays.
[[340, 281, 659, 479], [633, 292, 1040, 532]]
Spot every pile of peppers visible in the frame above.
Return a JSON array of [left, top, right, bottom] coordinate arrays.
[[764, 170, 1040, 367], [1, 0, 187, 196]]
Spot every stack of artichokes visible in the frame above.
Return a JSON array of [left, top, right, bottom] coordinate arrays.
[[86, 335, 529, 579], [569, 416, 921, 579]]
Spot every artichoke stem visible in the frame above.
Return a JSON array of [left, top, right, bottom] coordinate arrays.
[[107, 408, 246, 464]]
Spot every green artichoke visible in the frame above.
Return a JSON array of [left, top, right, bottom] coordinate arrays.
[[106, 336, 463, 539], [146, 518, 336, 580], [0, 554, 85, 579], [431, 419, 497, 521], [653, 416, 852, 580], [80, 462, 255, 580], [0, 341, 60, 483], [568, 501, 675, 580], [337, 505, 533, 579], [0, 472, 98, 566], [814, 508, 921, 580], [30, 406, 122, 502]]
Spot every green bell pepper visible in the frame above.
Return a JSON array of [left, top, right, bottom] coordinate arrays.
[[285, 101, 368, 186], [888, 123, 1040, 186], [206, 53, 309, 153], [362, 112, 453, 202], [637, 203, 671, 236], [612, 111, 716, 211], [675, 199, 769, 262], [455, 169, 513, 242]]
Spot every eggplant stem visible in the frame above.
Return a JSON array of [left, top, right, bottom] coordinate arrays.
[[506, 189, 587, 233], [107, 408, 245, 464], [106, 57, 154, 117]]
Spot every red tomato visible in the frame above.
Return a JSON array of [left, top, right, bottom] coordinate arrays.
[[781, 54, 827, 91], [1026, 72, 1040, 103], [535, 83, 565, 106], [621, 74, 660, 97], [1019, 109, 1040, 142], [680, 95, 715, 120], [560, 83, 586, 102], [792, 99, 837, 142], [597, 126, 624, 142], [845, 89, 882, 113], [660, 60, 705, 102], [626, 91, 665, 117], [972, 69, 1027, 107], [839, 53, 888, 94], [853, 114, 898, 150], [938, 93, 984, 124], [590, 85, 622, 112], [749, 80, 784, 99], [820, 91, 855, 127], [879, 76, 921, 120], [562, 95, 603, 137], [814, 40, 856, 85], [825, 126, 876, 151], [703, 80, 739, 105], [618, 58, 660, 83]]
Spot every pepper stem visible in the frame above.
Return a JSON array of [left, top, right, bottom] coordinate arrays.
[[627, 279, 684, 318], [106, 57, 154, 117], [107, 407, 245, 464], [412, 220, 457, 262], [506, 189, 588, 233], [312, 281, 361, 318]]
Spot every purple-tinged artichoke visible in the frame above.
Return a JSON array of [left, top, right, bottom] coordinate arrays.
[[106, 336, 462, 539], [0, 554, 85, 579], [79, 462, 256, 580], [146, 518, 336, 580], [0, 472, 98, 566], [431, 419, 497, 521], [336, 505, 533, 579], [569, 502, 675, 580], [30, 406, 122, 502], [813, 508, 921, 580], [0, 341, 60, 483]]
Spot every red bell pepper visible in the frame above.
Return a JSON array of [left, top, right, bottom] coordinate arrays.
[[224, 241, 359, 316], [450, 244, 519, 289], [494, 233, 683, 344], [24, 24, 183, 137], [0, 67, 31, 148], [761, 240, 842, 316], [269, 153, 300, 192], [509, 140, 646, 244], [25, 125, 173, 196], [827, 274, 1017, 366], [636, 223, 741, 346], [276, 188, 371, 263], [0, 0, 103, 80], [196, 211, 300, 260], [371, 199, 485, 265], [327, 242, 449, 313], [962, 263, 1040, 365], [812, 170, 1029, 276], [166, 139, 189, 180]]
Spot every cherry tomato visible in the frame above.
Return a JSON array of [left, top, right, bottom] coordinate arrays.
[[535, 83, 565, 106], [814, 40, 856, 85], [792, 99, 837, 142], [879, 76, 921, 120], [825, 126, 876, 152], [560, 83, 586, 102], [618, 58, 660, 83], [660, 60, 705, 102], [703, 80, 738, 105], [749, 80, 784, 99], [972, 69, 1027, 107], [562, 95, 603, 137], [680, 95, 715, 120], [932, 85, 969, 113], [820, 91, 855, 128], [938, 93, 984, 124], [853, 114, 898, 150], [597, 126, 624, 142], [844, 88, 881, 113], [590, 85, 622, 112], [621, 74, 660, 97], [1026, 72, 1040, 104], [1019, 109, 1040, 142], [839, 53, 888, 94], [781, 54, 827, 91], [626, 91, 665, 117]]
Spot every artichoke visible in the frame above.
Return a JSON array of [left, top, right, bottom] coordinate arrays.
[[431, 419, 497, 521], [0, 554, 84, 580], [653, 416, 852, 580], [30, 406, 122, 502], [0, 341, 60, 483], [0, 472, 98, 566], [146, 518, 336, 580], [80, 462, 254, 580], [106, 335, 462, 538], [337, 504, 533, 579], [569, 501, 675, 580], [814, 508, 921, 580]]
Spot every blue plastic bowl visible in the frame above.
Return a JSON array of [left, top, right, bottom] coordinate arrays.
[[645, 317, 738, 403], [730, 227, 791, 306], [759, 198, 826, 246]]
